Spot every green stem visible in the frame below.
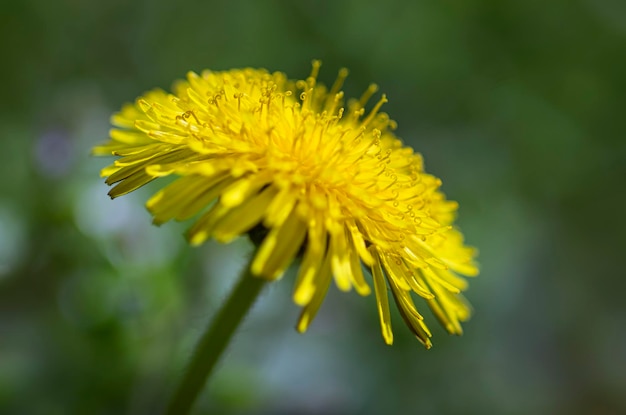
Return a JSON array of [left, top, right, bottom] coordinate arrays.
[[165, 258, 266, 415]]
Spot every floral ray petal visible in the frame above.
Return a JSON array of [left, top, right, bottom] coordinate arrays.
[[252, 207, 307, 280], [296, 249, 333, 333], [370, 246, 393, 345]]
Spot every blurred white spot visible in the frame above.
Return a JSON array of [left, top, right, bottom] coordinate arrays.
[[74, 180, 137, 238], [73, 180, 184, 268]]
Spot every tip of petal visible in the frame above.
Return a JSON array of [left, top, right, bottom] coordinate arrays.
[[382, 328, 394, 345], [188, 230, 209, 246], [293, 286, 314, 307], [296, 314, 311, 333], [354, 284, 371, 296]]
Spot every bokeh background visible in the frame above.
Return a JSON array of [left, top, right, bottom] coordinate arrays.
[[2, 0, 625, 414]]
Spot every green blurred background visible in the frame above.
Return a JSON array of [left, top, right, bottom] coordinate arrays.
[[2, 0, 625, 414]]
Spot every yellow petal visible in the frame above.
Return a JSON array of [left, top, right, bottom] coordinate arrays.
[[293, 215, 327, 306], [251, 207, 307, 280], [296, 249, 332, 333], [370, 246, 393, 345]]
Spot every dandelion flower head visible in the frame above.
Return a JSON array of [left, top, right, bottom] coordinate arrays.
[[94, 61, 479, 347]]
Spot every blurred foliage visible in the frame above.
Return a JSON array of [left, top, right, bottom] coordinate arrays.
[[1, 0, 625, 414]]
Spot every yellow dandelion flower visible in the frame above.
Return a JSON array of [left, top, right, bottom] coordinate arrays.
[[94, 61, 479, 348]]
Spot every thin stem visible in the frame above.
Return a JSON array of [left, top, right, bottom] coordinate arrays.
[[165, 258, 266, 415]]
